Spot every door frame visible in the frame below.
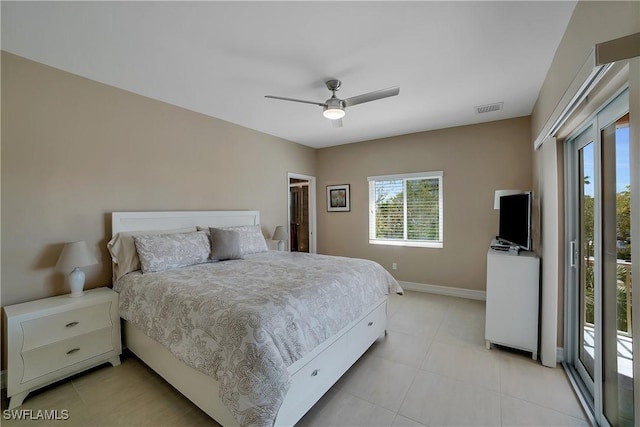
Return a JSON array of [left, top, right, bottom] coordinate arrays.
[[287, 172, 317, 253]]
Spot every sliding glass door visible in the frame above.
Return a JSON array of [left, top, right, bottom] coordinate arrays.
[[566, 88, 633, 426], [601, 111, 633, 426]]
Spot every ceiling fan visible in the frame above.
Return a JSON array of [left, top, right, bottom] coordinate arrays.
[[265, 79, 399, 127]]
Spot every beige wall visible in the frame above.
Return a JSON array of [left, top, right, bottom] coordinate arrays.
[[316, 117, 532, 291], [1, 52, 316, 309], [531, 0, 640, 348], [532, 1, 640, 139]]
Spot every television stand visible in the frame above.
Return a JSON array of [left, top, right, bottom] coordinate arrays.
[[485, 244, 539, 359]]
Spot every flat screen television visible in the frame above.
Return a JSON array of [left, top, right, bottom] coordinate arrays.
[[498, 192, 532, 251]]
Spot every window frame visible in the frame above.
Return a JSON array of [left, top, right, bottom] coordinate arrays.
[[368, 171, 444, 248]]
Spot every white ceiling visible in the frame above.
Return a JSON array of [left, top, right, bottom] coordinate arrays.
[[2, 1, 576, 149]]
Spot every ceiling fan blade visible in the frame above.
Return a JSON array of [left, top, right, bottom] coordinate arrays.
[[343, 87, 400, 107], [265, 95, 325, 107], [331, 118, 343, 128]]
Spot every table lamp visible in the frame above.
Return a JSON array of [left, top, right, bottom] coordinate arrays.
[[56, 241, 98, 297], [272, 226, 288, 251]]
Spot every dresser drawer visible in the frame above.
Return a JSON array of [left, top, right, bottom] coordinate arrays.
[[21, 327, 115, 383], [348, 300, 386, 355], [22, 301, 113, 351]]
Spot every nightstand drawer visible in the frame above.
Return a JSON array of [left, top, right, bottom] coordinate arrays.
[[22, 301, 112, 351], [21, 327, 114, 383]]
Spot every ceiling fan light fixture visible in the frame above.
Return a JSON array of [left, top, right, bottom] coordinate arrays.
[[323, 106, 345, 120], [265, 79, 399, 125]]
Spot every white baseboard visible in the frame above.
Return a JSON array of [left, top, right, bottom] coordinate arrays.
[[399, 281, 486, 301]]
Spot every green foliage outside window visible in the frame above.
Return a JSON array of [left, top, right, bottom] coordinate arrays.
[[374, 178, 440, 241], [582, 184, 632, 333]]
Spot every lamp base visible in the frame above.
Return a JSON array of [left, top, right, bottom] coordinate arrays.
[[277, 240, 285, 251], [69, 268, 86, 297]]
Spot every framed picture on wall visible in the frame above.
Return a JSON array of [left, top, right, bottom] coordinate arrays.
[[327, 184, 350, 212]]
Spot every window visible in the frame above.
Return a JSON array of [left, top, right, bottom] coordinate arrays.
[[368, 171, 443, 248]]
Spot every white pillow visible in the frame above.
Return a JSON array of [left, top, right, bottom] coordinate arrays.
[[107, 226, 197, 280], [133, 231, 210, 274]]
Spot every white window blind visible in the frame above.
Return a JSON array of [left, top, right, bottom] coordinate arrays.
[[368, 171, 443, 248]]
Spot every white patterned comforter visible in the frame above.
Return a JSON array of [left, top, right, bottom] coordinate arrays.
[[114, 251, 402, 427]]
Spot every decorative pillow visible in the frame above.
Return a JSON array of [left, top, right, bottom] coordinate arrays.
[[209, 228, 244, 261], [107, 226, 197, 281], [133, 231, 210, 274], [217, 224, 268, 255]]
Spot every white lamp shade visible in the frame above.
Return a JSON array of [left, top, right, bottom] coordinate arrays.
[[272, 226, 288, 241], [272, 226, 288, 251], [494, 189, 523, 210], [56, 241, 98, 270]]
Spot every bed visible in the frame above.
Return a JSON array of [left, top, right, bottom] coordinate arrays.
[[109, 211, 402, 427]]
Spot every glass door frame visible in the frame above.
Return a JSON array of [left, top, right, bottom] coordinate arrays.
[[564, 87, 630, 427]]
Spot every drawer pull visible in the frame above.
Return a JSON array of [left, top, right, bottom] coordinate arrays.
[[368, 321, 374, 327], [311, 369, 320, 377], [65, 321, 79, 328], [66, 348, 80, 355]]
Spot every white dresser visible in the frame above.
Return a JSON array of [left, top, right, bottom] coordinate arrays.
[[485, 247, 540, 360], [3, 287, 122, 409]]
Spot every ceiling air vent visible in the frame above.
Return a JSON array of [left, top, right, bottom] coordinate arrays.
[[475, 102, 504, 114]]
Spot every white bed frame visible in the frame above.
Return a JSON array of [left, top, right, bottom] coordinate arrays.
[[111, 211, 388, 427]]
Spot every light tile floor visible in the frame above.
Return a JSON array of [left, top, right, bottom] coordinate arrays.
[[1, 291, 590, 426]]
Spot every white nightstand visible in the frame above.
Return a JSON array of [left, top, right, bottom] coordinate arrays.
[[3, 287, 122, 409]]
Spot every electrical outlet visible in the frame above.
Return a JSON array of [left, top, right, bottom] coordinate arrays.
[[392, 262, 397, 270]]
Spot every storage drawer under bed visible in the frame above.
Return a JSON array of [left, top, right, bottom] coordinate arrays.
[[276, 299, 387, 425]]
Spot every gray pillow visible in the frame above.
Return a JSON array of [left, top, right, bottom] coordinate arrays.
[[209, 228, 244, 261], [133, 231, 210, 274], [217, 224, 268, 254]]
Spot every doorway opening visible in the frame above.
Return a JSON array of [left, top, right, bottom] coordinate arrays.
[[288, 173, 317, 253]]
